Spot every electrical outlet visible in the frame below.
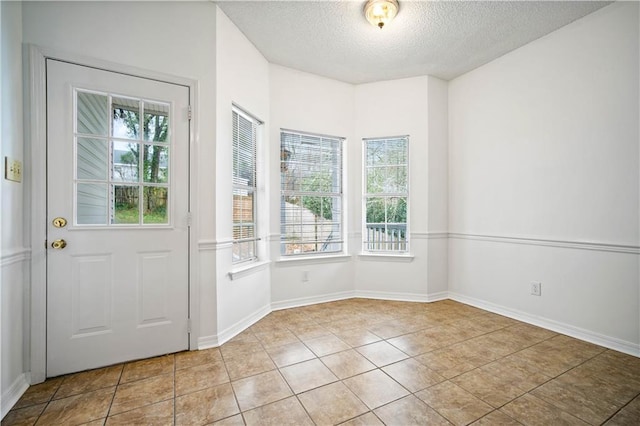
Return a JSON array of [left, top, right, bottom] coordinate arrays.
[[4, 157, 22, 182], [531, 281, 542, 296]]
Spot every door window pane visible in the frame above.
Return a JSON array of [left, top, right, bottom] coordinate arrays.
[[144, 102, 169, 142], [112, 97, 140, 139], [75, 90, 171, 227], [113, 141, 139, 182], [112, 185, 139, 224], [77, 137, 108, 180], [77, 92, 108, 136], [143, 187, 168, 224], [77, 183, 108, 224], [143, 145, 169, 183]]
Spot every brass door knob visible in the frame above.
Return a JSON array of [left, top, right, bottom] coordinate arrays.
[[51, 239, 67, 249]]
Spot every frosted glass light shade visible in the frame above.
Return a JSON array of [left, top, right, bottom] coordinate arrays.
[[364, 0, 399, 29]]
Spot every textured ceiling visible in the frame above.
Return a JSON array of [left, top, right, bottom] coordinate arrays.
[[215, 0, 611, 84]]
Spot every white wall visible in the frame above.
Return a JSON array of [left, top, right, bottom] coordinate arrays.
[[354, 77, 431, 299], [1, 0, 29, 416], [212, 8, 271, 343], [269, 64, 356, 307], [448, 2, 639, 354], [426, 76, 449, 297], [353, 76, 449, 300], [269, 71, 449, 305]]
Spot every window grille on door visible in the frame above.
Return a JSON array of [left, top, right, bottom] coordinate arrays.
[[74, 89, 172, 226]]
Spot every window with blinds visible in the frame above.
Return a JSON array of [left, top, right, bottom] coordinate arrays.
[[232, 108, 259, 263], [280, 130, 344, 255], [363, 136, 409, 252]]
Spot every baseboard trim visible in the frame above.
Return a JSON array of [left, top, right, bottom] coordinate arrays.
[[1, 373, 30, 418], [271, 291, 356, 311], [197, 291, 639, 359], [197, 335, 219, 350], [449, 292, 640, 357], [426, 291, 450, 302], [354, 290, 448, 303], [198, 304, 272, 350]]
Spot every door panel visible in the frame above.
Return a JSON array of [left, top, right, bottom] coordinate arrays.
[[70, 253, 112, 336], [46, 60, 190, 377]]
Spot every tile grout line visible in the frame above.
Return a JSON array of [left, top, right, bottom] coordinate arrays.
[[257, 329, 320, 424], [220, 337, 250, 425], [172, 356, 176, 426], [10, 300, 639, 425], [599, 389, 640, 425], [103, 363, 124, 423]]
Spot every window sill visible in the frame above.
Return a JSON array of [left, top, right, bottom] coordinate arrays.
[[228, 260, 271, 280], [358, 253, 414, 262], [275, 254, 352, 266]]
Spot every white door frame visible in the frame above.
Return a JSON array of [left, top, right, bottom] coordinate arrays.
[[26, 45, 200, 384]]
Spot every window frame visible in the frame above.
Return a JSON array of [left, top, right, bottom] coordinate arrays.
[[232, 106, 261, 264], [362, 135, 410, 254], [73, 88, 173, 228], [280, 129, 345, 257]]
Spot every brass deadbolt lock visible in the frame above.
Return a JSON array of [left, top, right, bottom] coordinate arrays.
[[53, 217, 68, 228]]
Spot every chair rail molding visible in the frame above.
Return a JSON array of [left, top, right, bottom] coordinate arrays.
[[448, 232, 639, 255]]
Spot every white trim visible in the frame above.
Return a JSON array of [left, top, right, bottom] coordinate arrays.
[[228, 260, 271, 280], [280, 128, 346, 142], [425, 291, 450, 302], [0, 248, 31, 267], [26, 44, 200, 382], [362, 134, 410, 141], [271, 291, 355, 311], [232, 103, 264, 125], [353, 290, 447, 303], [198, 239, 233, 252], [36, 47, 196, 89], [197, 335, 219, 350], [275, 254, 352, 266], [357, 253, 414, 262], [449, 232, 639, 254], [413, 232, 448, 240], [362, 136, 410, 254], [189, 75, 201, 353], [1, 373, 30, 418], [216, 304, 272, 347], [449, 292, 640, 357], [26, 44, 48, 385]]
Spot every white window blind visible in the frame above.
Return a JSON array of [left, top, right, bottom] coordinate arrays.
[[280, 130, 344, 255], [232, 108, 259, 263], [363, 136, 409, 252]]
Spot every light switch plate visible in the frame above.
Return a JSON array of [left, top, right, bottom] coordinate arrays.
[[5, 157, 22, 182]]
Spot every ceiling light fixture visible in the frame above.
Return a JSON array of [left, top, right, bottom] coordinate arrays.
[[364, 0, 399, 29]]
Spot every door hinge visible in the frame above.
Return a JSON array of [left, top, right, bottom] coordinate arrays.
[[44, 239, 48, 249], [187, 318, 192, 333], [187, 105, 192, 121], [186, 212, 192, 227]]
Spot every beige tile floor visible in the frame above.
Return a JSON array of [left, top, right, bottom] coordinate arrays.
[[3, 299, 640, 425]]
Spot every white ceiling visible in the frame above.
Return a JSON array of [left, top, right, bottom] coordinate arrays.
[[215, 0, 611, 84]]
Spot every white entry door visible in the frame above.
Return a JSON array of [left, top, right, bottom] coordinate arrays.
[[46, 60, 190, 377]]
